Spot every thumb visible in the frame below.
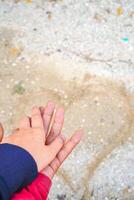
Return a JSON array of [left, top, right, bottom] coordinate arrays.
[[47, 134, 65, 158], [0, 123, 4, 142]]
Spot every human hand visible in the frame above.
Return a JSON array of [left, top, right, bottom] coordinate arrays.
[[1, 106, 65, 171], [37, 102, 84, 179], [0, 101, 84, 179]]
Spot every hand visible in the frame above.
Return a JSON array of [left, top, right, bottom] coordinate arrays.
[[0, 101, 84, 179], [40, 102, 84, 179], [1, 106, 65, 171]]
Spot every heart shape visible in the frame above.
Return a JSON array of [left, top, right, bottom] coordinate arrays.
[[14, 74, 132, 200]]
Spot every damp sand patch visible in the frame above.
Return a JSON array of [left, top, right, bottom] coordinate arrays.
[[0, 53, 134, 199]]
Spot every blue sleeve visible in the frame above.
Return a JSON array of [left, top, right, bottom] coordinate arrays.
[[0, 143, 38, 200]]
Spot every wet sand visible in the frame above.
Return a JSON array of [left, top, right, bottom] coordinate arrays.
[[0, 1, 134, 199]]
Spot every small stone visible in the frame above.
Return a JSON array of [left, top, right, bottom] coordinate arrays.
[[129, 12, 134, 17], [9, 47, 22, 57], [117, 7, 123, 15], [88, 131, 92, 135], [46, 11, 52, 20], [12, 81, 25, 95], [6, 84, 10, 89], [25, 0, 32, 3], [12, 63, 17, 66], [83, 104, 88, 108], [9, 112, 13, 116], [82, 118, 85, 123], [25, 65, 30, 69], [1, 110, 5, 114], [64, 95, 68, 99], [57, 194, 66, 200], [100, 138, 104, 143], [31, 80, 35, 85]]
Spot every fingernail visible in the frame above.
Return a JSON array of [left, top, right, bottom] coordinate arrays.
[[74, 130, 84, 142]]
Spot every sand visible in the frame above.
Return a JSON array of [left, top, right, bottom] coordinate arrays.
[[0, 0, 134, 199]]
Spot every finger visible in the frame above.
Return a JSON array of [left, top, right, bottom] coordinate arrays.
[[31, 106, 44, 128], [0, 123, 4, 141], [56, 130, 84, 164], [19, 116, 30, 129], [47, 134, 65, 159], [43, 130, 84, 179], [47, 107, 64, 144], [44, 156, 61, 179], [43, 101, 55, 134]]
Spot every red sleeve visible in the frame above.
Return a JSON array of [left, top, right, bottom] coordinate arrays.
[[11, 173, 52, 200]]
